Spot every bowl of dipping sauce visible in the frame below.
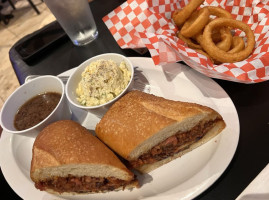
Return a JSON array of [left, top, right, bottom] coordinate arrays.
[[66, 53, 134, 117], [0, 75, 71, 137]]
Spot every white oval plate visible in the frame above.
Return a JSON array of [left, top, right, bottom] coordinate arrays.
[[0, 57, 239, 200]]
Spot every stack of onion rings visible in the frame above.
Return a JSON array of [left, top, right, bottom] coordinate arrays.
[[172, 1, 255, 64], [202, 18, 255, 63]]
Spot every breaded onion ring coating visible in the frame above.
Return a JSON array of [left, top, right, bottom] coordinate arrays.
[[180, 8, 210, 38], [216, 27, 233, 51], [202, 6, 233, 19], [177, 32, 202, 49], [211, 30, 222, 42], [202, 18, 255, 63], [194, 32, 203, 44], [202, 6, 233, 50], [202, 6, 233, 48], [172, 0, 205, 27], [228, 36, 245, 53]]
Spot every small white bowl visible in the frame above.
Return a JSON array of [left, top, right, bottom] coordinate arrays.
[[66, 53, 134, 117], [0, 75, 72, 138]]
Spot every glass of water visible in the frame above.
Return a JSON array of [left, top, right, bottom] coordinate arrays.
[[44, 0, 98, 46]]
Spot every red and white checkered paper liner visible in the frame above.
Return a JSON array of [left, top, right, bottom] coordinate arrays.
[[103, 0, 269, 83]]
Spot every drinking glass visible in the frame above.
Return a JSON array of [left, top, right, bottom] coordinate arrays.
[[44, 0, 98, 46]]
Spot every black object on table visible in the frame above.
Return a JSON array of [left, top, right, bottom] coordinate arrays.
[[3, 0, 269, 199], [7, 0, 42, 15]]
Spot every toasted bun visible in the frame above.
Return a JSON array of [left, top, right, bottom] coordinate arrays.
[[96, 90, 226, 173], [30, 120, 135, 185]]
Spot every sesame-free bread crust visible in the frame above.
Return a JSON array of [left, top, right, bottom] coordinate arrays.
[[95, 90, 226, 173], [30, 120, 137, 189]]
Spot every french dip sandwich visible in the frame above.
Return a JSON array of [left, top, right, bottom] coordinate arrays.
[[96, 90, 226, 173], [30, 120, 139, 194]]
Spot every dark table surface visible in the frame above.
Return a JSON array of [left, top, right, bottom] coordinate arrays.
[[2, 0, 269, 199]]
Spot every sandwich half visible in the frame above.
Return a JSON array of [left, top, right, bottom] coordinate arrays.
[[96, 90, 226, 173], [30, 120, 139, 194]]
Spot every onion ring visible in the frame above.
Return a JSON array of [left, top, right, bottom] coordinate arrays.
[[202, 6, 233, 19], [180, 8, 210, 38], [202, 18, 255, 63], [201, 6, 233, 47], [195, 32, 203, 44], [228, 36, 245, 53], [177, 32, 202, 49], [201, 6, 233, 50], [172, 0, 205, 27], [216, 27, 233, 51]]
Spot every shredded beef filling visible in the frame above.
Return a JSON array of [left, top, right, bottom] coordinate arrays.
[[130, 119, 219, 168], [35, 175, 136, 193]]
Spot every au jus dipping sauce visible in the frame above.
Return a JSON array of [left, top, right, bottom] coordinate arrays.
[[14, 92, 61, 131]]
